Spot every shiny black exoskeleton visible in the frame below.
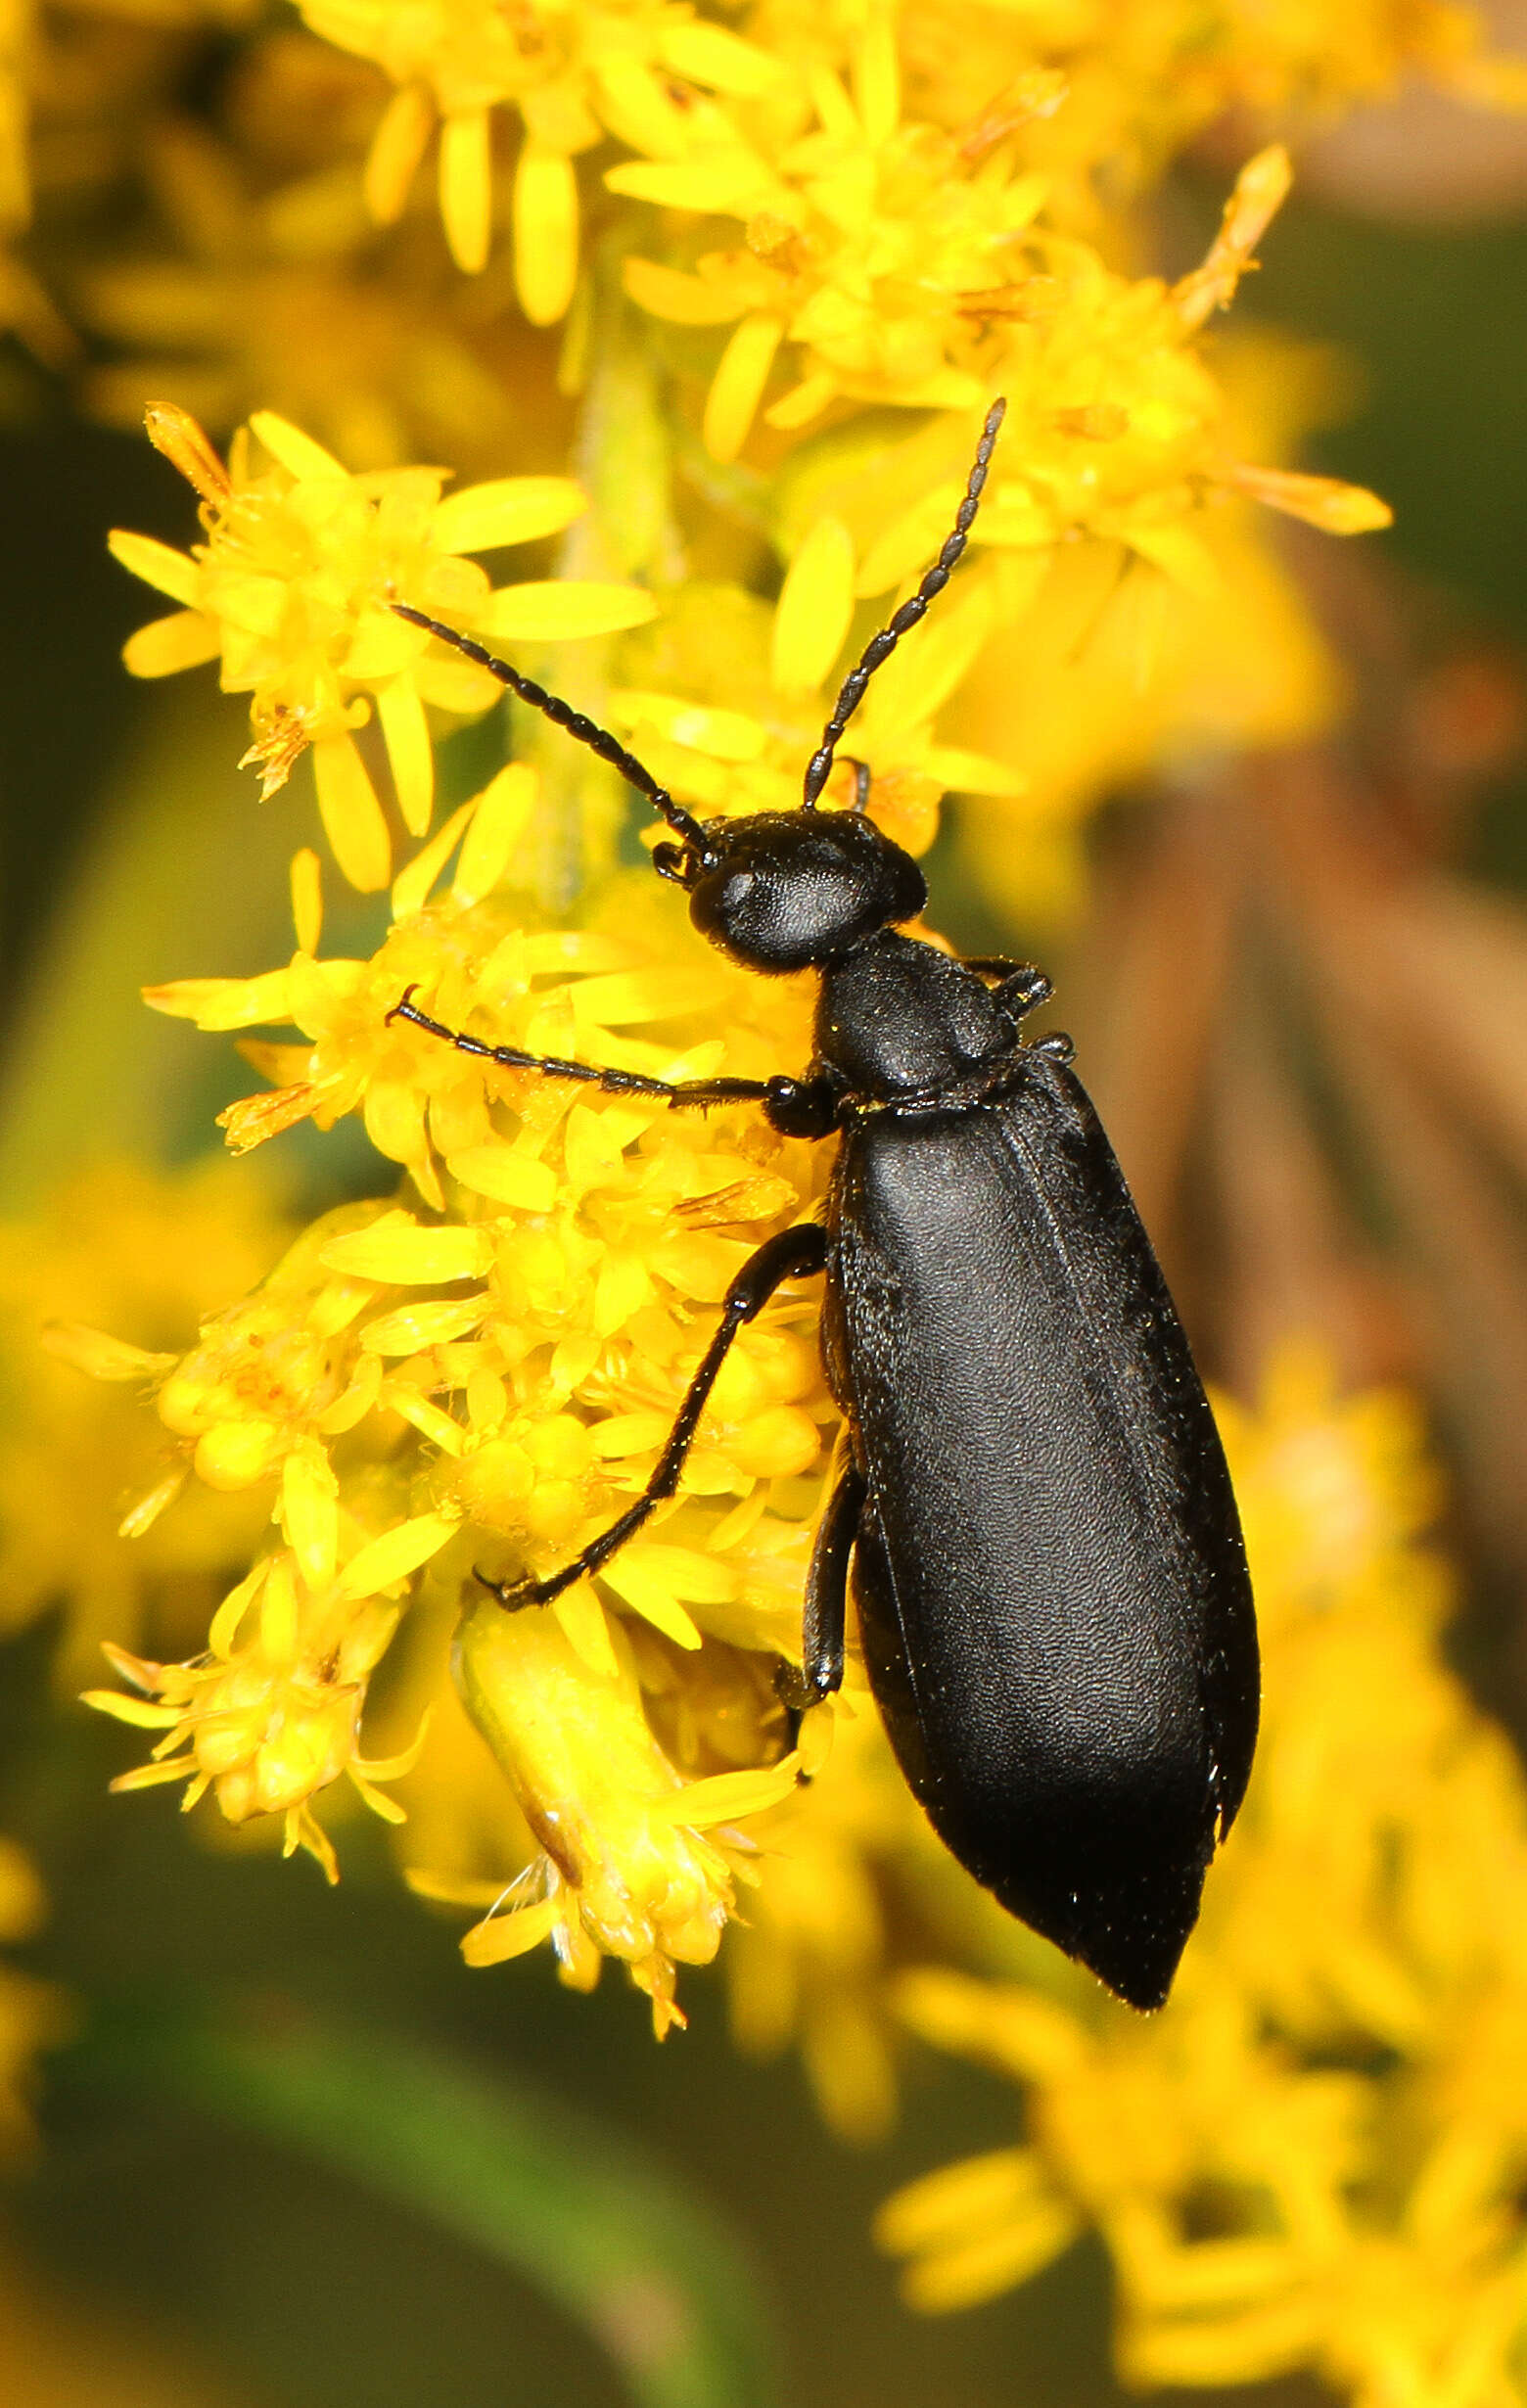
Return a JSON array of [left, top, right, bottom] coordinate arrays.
[[389, 398, 1260, 2011]]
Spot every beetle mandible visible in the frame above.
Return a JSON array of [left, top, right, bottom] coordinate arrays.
[[387, 397, 1260, 2011]]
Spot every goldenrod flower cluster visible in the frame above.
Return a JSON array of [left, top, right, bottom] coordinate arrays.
[[0, 0, 1521, 2393]]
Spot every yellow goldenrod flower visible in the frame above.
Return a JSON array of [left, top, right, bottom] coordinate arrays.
[[90, 845, 851, 1979], [616, 13, 1053, 453], [423, 1594, 801, 2035], [0, 1159, 294, 1684], [295, 0, 789, 319], [109, 402, 656, 889], [84, 1535, 438, 1879]]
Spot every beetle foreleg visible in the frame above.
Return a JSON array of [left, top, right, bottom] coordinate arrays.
[[476, 1223, 829, 1611], [779, 1443, 866, 1716], [961, 958, 1055, 1020]]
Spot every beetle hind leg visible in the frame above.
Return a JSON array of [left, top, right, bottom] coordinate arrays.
[[778, 1446, 866, 1720]]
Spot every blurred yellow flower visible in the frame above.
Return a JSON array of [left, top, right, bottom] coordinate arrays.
[[0, 1837, 68, 2163], [78, 116, 535, 472], [0, 1158, 292, 1684], [109, 402, 656, 888], [296, 0, 789, 318], [766, 0, 1527, 226]]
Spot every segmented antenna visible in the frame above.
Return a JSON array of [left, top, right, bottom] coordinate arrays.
[[389, 606, 707, 850], [801, 394, 1007, 810]]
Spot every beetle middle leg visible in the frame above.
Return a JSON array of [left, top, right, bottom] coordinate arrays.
[[477, 1221, 830, 1610]]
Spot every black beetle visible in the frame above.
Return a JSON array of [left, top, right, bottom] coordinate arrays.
[[387, 397, 1259, 2010]]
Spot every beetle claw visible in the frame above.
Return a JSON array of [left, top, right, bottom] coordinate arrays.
[[473, 1566, 540, 1612]]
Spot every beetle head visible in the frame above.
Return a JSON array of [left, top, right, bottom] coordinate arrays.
[[662, 810, 926, 973]]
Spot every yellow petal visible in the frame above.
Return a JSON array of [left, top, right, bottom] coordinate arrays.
[[614, 688, 767, 762], [381, 1385, 465, 1455], [477, 580, 657, 641], [283, 1445, 339, 1589], [121, 610, 221, 677], [514, 142, 578, 326], [250, 410, 347, 482], [365, 83, 434, 224], [118, 1469, 189, 1538], [348, 1772, 408, 1823], [853, 6, 901, 146], [1124, 522, 1222, 599], [313, 730, 392, 892], [652, 1758, 801, 1826], [440, 109, 492, 274], [432, 477, 586, 555], [446, 1146, 559, 1211], [1227, 461, 1394, 534], [337, 1511, 459, 1598], [111, 1756, 199, 1792], [657, 20, 788, 95], [107, 530, 202, 604], [452, 761, 537, 906], [40, 1322, 175, 1380], [342, 606, 419, 681], [218, 1083, 326, 1152], [360, 1297, 487, 1353], [597, 1557, 703, 1649], [606, 156, 773, 215], [772, 515, 856, 696], [875, 2149, 1043, 2252], [764, 373, 836, 432], [208, 1565, 265, 1658], [290, 846, 323, 954], [79, 1691, 185, 1729], [405, 1868, 507, 1909], [1174, 144, 1292, 332], [144, 401, 229, 504], [392, 799, 475, 919], [623, 256, 749, 327], [377, 675, 435, 838], [704, 312, 783, 463], [320, 1218, 493, 1282], [462, 1896, 561, 1966], [553, 1585, 620, 1678], [142, 967, 295, 1029], [353, 1710, 433, 1783], [921, 745, 1027, 797]]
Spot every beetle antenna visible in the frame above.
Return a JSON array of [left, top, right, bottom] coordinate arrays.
[[801, 395, 1006, 810], [391, 604, 707, 850]]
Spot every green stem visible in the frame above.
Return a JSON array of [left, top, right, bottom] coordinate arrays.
[[67, 1995, 782, 2408]]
